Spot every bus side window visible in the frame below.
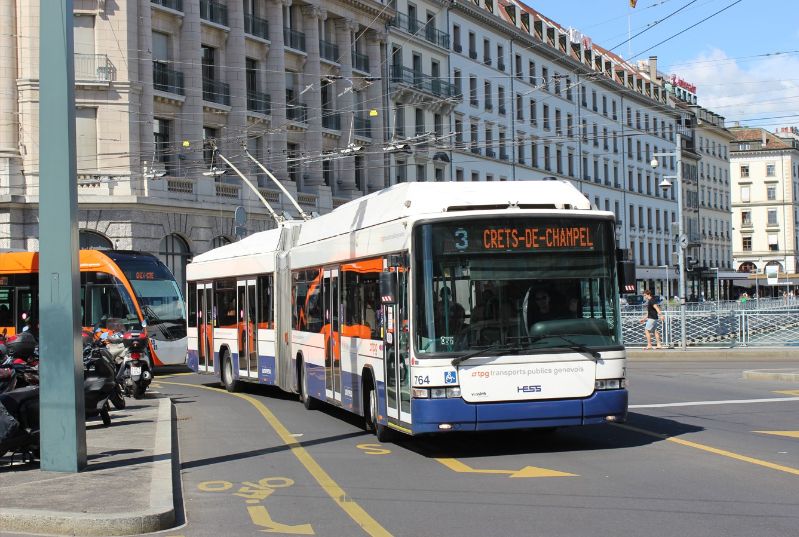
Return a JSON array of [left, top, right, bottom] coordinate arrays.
[[0, 287, 13, 327], [187, 282, 197, 328], [257, 274, 273, 329]]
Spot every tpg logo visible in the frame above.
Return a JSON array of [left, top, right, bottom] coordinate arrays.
[[517, 385, 542, 393]]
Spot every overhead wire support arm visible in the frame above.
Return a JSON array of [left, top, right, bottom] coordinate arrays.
[[213, 148, 284, 226], [243, 146, 312, 221]]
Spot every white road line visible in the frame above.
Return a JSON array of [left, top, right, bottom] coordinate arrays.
[[630, 396, 799, 409]]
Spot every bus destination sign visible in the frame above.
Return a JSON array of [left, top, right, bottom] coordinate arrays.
[[445, 222, 599, 253]]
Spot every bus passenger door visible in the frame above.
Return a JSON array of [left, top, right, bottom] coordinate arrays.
[[237, 280, 257, 376], [383, 259, 411, 425], [324, 268, 341, 402], [197, 283, 213, 373]]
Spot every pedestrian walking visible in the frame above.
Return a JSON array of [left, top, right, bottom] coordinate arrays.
[[639, 289, 664, 350]]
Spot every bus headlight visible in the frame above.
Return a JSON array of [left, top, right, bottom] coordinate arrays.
[[595, 378, 626, 390], [412, 388, 429, 398], [412, 387, 462, 399]]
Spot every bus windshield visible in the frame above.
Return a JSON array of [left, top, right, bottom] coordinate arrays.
[[413, 217, 620, 356]]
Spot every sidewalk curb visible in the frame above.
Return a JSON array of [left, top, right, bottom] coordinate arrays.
[[0, 398, 175, 536]]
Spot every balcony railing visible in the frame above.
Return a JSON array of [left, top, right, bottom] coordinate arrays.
[[284, 28, 306, 52], [151, 0, 183, 11], [354, 116, 371, 138], [244, 13, 269, 40], [200, 0, 228, 26], [203, 78, 230, 106], [389, 65, 460, 99], [74, 54, 113, 82], [246, 90, 271, 115], [485, 148, 496, 158], [389, 13, 450, 49], [152, 61, 184, 95], [287, 103, 308, 123], [352, 51, 369, 73], [320, 40, 339, 62], [322, 112, 341, 130]]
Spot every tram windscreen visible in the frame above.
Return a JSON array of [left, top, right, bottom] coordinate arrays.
[[413, 217, 620, 356]]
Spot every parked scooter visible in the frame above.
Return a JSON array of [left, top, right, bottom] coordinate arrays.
[[119, 319, 152, 399], [83, 340, 117, 427], [0, 386, 40, 463], [0, 328, 39, 393]]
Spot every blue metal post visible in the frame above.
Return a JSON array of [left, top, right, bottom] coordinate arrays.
[[39, 0, 86, 472]]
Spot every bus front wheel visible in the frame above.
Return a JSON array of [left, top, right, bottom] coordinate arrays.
[[222, 352, 240, 393], [366, 380, 393, 443]]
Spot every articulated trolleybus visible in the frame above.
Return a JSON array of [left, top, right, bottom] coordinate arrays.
[[186, 181, 627, 439]]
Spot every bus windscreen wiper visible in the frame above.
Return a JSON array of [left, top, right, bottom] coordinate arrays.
[[451, 343, 522, 367], [528, 334, 602, 360]]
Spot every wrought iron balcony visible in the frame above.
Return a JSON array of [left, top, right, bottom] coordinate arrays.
[[246, 90, 271, 115], [485, 148, 496, 158], [389, 65, 459, 99], [151, 0, 182, 11], [244, 13, 269, 40], [284, 28, 306, 52], [322, 112, 341, 130], [74, 54, 113, 82], [320, 40, 339, 62], [286, 103, 308, 123], [203, 78, 230, 106], [152, 61, 184, 95], [352, 51, 369, 73], [389, 13, 450, 49], [354, 116, 371, 138], [200, 0, 227, 26]]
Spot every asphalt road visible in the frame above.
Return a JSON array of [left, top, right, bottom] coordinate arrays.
[[145, 360, 798, 537]]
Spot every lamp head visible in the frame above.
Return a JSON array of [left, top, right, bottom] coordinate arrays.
[[650, 158, 659, 169], [659, 177, 672, 190]]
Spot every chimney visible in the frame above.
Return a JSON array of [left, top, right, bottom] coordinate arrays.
[[762, 130, 767, 146], [648, 56, 658, 82]]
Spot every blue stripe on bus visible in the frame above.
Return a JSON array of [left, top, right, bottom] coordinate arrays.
[[258, 355, 276, 384], [187, 350, 199, 371], [410, 390, 629, 434]]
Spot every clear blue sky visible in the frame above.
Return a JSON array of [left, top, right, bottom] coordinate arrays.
[[527, 0, 799, 128]]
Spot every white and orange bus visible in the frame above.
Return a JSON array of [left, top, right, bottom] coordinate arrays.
[[0, 250, 187, 366], [186, 181, 628, 440]]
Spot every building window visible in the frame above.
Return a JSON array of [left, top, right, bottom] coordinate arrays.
[[202, 126, 218, 168], [766, 163, 776, 177], [153, 118, 172, 175], [740, 164, 749, 178], [741, 211, 751, 226], [768, 209, 778, 226], [740, 185, 750, 203], [767, 185, 776, 200], [768, 234, 779, 251], [742, 236, 752, 251], [159, 234, 191, 287], [79, 230, 112, 250]]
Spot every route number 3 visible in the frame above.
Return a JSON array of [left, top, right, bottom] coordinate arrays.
[[454, 228, 469, 250]]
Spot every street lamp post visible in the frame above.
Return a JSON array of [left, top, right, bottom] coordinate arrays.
[[652, 133, 686, 349]]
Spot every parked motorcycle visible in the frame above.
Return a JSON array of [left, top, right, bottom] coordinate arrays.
[[83, 340, 117, 427], [0, 386, 40, 463], [119, 319, 152, 399], [0, 330, 39, 393]]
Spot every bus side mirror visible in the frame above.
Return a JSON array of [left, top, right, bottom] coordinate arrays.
[[379, 272, 397, 305], [618, 260, 636, 294]]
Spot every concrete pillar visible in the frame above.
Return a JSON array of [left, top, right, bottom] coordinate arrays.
[[265, 0, 289, 181], [366, 31, 386, 192], [301, 5, 324, 188], [0, 0, 18, 158], [335, 18, 357, 193], [225, 0, 248, 184], [137, 0, 155, 195]]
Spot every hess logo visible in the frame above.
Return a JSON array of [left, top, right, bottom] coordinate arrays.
[[517, 385, 542, 393]]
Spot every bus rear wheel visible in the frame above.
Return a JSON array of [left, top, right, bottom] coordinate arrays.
[[222, 352, 240, 393], [299, 358, 319, 410], [366, 380, 393, 443]]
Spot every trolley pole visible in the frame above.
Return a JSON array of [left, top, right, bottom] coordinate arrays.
[[39, 0, 87, 471]]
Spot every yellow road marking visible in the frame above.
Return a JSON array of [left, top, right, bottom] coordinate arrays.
[[161, 381, 393, 537], [775, 390, 799, 396], [436, 458, 577, 478], [357, 443, 392, 455], [615, 423, 799, 476], [754, 430, 799, 439], [248, 505, 315, 535]]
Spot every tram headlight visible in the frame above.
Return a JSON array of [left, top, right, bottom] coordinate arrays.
[[595, 378, 626, 390]]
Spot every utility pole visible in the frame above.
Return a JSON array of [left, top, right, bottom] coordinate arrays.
[[39, 0, 87, 471], [652, 132, 686, 349]]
